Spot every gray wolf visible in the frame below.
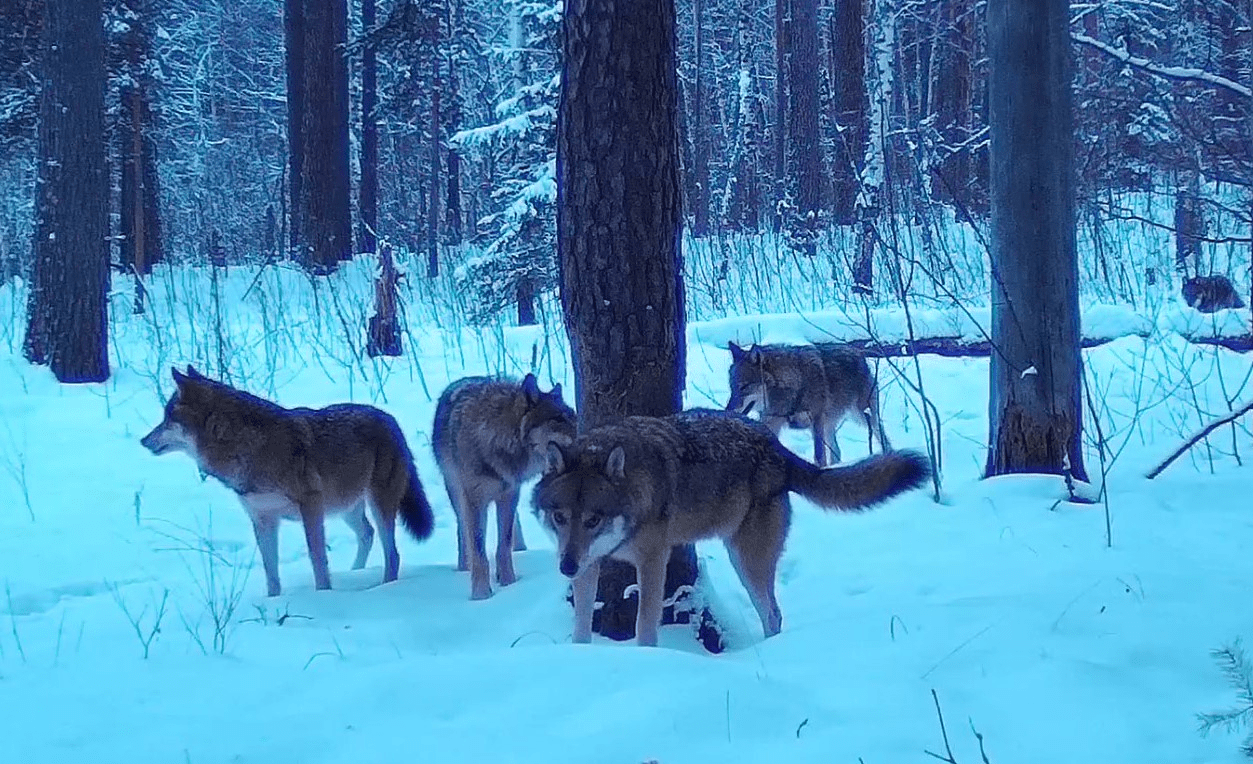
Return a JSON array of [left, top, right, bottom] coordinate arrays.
[[725, 341, 891, 466], [532, 409, 930, 647], [140, 366, 434, 596], [433, 373, 576, 600], [1182, 275, 1245, 313]]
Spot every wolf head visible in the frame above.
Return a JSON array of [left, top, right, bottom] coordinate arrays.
[[518, 373, 577, 466], [725, 342, 772, 416], [140, 365, 212, 458], [532, 442, 632, 578]]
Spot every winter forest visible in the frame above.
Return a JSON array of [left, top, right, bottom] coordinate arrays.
[[4, 0, 1253, 761]]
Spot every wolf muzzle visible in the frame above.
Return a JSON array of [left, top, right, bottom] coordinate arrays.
[[559, 552, 580, 578]]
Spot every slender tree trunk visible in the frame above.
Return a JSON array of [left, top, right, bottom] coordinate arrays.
[[25, 0, 109, 383], [1174, 168, 1202, 277], [691, 0, 709, 236], [445, 64, 463, 246], [359, 0, 378, 255], [773, 0, 787, 230], [557, 0, 718, 651], [985, 0, 1086, 481], [284, 0, 304, 254], [427, 86, 441, 278], [295, 0, 352, 273], [366, 241, 401, 356]]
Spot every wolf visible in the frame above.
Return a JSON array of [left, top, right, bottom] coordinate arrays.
[[725, 341, 890, 466], [432, 373, 577, 600], [140, 366, 434, 597], [1182, 274, 1245, 313], [532, 409, 930, 647]]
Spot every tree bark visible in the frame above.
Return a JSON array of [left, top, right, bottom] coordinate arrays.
[[284, 0, 304, 254], [787, 0, 822, 222], [295, 0, 352, 273], [985, 0, 1087, 481], [557, 0, 718, 651], [690, 0, 709, 236], [773, 0, 788, 230], [828, 0, 864, 225], [427, 86, 441, 278], [359, 0, 378, 255], [25, 0, 109, 383]]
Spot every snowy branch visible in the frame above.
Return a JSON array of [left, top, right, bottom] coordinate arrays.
[[1071, 33, 1252, 100]]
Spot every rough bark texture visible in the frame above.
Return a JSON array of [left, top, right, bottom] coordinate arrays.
[[786, 0, 822, 220], [295, 0, 352, 273], [985, 0, 1087, 481], [284, 0, 303, 253], [427, 86, 441, 278], [773, 0, 787, 225], [557, 0, 717, 650], [359, 0, 378, 256], [366, 242, 401, 357], [828, 0, 865, 224], [25, 0, 109, 383], [690, 0, 709, 236]]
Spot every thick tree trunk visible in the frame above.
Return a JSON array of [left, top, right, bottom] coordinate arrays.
[[787, 0, 822, 224], [359, 0, 378, 255], [691, 0, 709, 236], [985, 0, 1086, 481], [295, 0, 352, 273], [828, 0, 864, 225], [284, 0, 304, 254], [25, 0, 109, 383], [557, 0, 718, 651]]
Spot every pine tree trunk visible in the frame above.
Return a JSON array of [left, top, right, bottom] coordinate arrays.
[[773, 0, 787, 230], [691, 0, 709, 236], [25, 0, 109, 383], [828, 0, 864, 225], [787, 0, 822, 225], [359, 0, 378, 255], [557, 0, 719, 651], [295, 0, 352, 273], [985, 0, 1087, 481], [284, 0, 304, 254], [427, 86, 441, 278]]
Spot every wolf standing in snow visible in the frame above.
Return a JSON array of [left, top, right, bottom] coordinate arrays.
[[725, 341, 891, 466], [433, 373, 577, 600], [140, 366, 434, 596], [532, 409, 930, 647]]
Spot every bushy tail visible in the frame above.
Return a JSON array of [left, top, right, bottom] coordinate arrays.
[[788, 450, 931, 511], [398, 458, 436, 541]]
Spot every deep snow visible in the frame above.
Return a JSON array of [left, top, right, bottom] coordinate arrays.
[[0, 263, 1251, 763]]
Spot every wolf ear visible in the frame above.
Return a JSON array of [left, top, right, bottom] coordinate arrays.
[[172, 366, 189, 386], [605, 445, 626, 481], [544, 441, 567, 475], [549, 382, 564, 401], [186, 365, 205, 380], [748, 346, 763, 365], [728, 342, 746, 362], [522, 373, 541, 405]]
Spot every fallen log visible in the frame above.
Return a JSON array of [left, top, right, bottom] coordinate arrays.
[[845, 332, 1253, 359]]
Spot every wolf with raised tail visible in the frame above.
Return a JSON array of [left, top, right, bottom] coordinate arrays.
[[725, 341, 891, 466], [532, 409, 930, 647], [433, 373, 576, 600], [140, 366, 434, 596]]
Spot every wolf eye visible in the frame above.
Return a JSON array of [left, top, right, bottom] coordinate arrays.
[[551, 511, 568, 526], [584, 516, 601, 530]]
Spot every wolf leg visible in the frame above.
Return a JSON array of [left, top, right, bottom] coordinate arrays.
[[459, 484, 493, 600], [633, 548, 669, 648], [494, 486, 521, 587], [370, 501, 401, 584], [570, 558, 600, 644], [248, 512, 282, 597], [344, 502, 375, 571], [441, 473, 470, 572], [299, 505, 333, 591], [512, 511, 527, 552], [727, 497, 788, 638]]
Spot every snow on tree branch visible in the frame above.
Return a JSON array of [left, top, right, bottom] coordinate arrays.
[[1071, 33, 1252, 100]]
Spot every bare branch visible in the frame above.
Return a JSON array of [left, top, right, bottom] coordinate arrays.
[[1072, 33, 1252, 100]]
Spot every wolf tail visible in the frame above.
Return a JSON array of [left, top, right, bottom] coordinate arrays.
[[398, 457, 436, 541], [787, 449, 931, 511]]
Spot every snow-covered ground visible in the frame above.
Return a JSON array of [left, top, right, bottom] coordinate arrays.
[[1, 263, 1252, 763]]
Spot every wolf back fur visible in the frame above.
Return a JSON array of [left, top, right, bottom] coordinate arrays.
[[533, 409, 930, 646], [140, 366, 434, 596]]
